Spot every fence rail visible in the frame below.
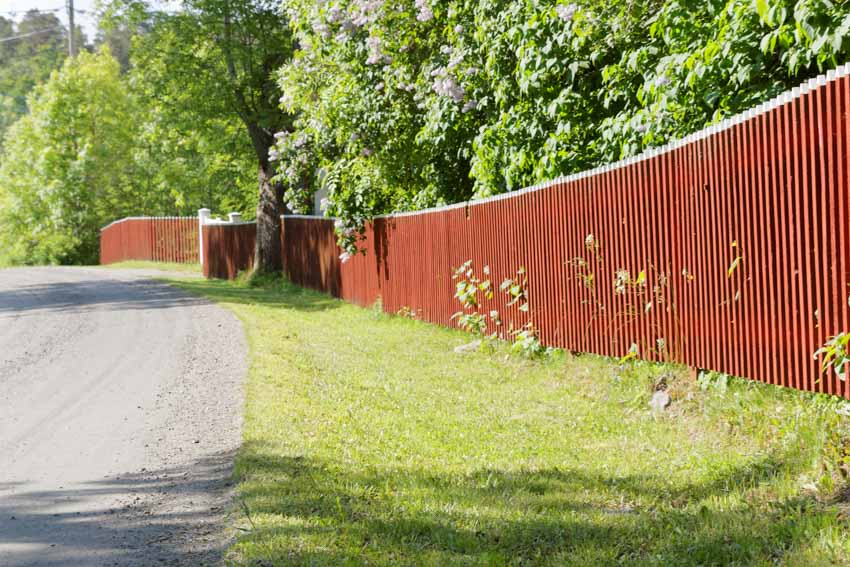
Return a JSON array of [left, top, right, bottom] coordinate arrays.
[[101, 67, 850, 399]]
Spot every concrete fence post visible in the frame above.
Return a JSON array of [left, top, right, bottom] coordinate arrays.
[[198, 208, 211, 266]]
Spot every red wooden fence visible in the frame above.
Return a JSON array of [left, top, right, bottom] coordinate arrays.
[[102, 68, 850, 398], [202, 223, 257, 280], [99, 217, 199, 265]]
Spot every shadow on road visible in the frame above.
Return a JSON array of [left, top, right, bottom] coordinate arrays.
[[0, 452, 236, 567], [0, 278, 205, 315]]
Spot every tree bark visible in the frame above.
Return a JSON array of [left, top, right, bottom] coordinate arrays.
[[253, 160, 283, 274]]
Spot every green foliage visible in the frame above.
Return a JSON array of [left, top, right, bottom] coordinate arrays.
[[0, 49, 142, 265], [277, 0, 850, 245], [0, 12, 73, 147], [450, 259, 547, 357], [501, 266, 529, 312], [118, 0, 296, 271], [509, 323, 549, 358], [451, 260, 494, 333], [123, 0, 294, 216], [816, 331, 850, 382]]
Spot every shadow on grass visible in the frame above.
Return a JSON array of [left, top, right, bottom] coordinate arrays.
[[231, 442, 830, 565], [170, 277, 343, 314]]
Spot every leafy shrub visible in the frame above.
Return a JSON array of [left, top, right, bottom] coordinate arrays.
[[276, 0, 850, 246]]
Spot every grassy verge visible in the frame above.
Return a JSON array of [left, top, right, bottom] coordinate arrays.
[[101, 260, 201, 273], [171, 277, 850, 566]]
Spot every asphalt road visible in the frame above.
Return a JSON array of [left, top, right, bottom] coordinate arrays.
[[0, 267, 246, 566]]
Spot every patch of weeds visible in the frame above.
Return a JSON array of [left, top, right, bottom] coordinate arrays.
[[697, 369, 731, 393], [236, 269, 286, 289], [509, 324, 552, 359]]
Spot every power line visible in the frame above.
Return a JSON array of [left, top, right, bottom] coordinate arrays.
[[0, 7, 89, 16], [0, 8, 64, 16], [0, 27, 63, 43]]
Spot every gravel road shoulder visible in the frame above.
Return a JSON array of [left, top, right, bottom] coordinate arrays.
[[111, 271, 246, 565], [0, 267, 247, 566]]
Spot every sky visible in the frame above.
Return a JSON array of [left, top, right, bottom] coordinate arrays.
[[0, 0, 99, 42], [0, 1, 180, 44]]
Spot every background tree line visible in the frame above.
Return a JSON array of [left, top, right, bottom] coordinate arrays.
[[1, 0, 849, 267], [0, 1, 278, 266]]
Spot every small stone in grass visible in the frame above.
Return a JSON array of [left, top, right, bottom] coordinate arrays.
[[649, 390, 671, 412], [454, 340, 482, 354]]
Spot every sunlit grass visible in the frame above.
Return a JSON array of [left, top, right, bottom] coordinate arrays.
[[100, 260, 201, 273], [172, 277, 850, 566]]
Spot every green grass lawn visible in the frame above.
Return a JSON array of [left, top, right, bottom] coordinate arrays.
[[171, 277, 850, 566], [100, 260, 201, 273]]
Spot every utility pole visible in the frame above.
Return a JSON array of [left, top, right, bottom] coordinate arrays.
[[67, 0, 75, 57]]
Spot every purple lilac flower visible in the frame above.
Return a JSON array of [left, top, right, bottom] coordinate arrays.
[[327, 6, 343, 23], [351, 0, 384, 27], [312, 20, 331, 39], [365, 36, 383, 65], [415, 0, 433, 22], [555, 3, 577, 22], [432, 73, 465, 102]]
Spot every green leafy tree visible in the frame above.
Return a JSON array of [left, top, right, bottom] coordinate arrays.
[[125, 0, 295, 274], [98, 0, 258, 215], [0, 48, 142, 265], [0, 12, 70, 146]]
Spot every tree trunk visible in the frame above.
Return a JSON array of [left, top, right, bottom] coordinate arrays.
[[242, 119, 284, 276], [254, 160, 283, 274], [253, 161, 283, 274]]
